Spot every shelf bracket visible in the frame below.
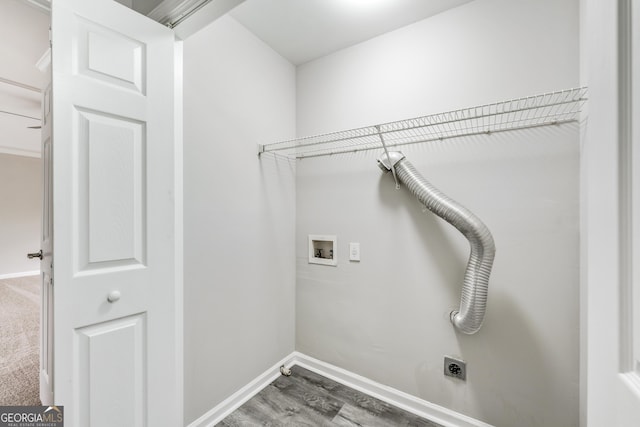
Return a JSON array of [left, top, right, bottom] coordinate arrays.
[[377, 125, 400, 189]]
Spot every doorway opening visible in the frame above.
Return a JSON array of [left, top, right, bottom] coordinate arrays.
[[0, 0, 49, 407]]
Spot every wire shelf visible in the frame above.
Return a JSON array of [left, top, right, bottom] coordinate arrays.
[[258, 87, 588, 159]]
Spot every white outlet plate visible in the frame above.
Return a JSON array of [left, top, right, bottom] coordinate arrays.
[[349, 242, 360, 261]]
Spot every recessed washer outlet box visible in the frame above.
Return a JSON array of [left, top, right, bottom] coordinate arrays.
[[308, 235, 337, 266]]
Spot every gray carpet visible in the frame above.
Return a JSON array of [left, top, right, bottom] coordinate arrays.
[[0, 275, 41, 406]]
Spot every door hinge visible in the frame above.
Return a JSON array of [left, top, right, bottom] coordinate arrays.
[[49, 26, 52, 47]]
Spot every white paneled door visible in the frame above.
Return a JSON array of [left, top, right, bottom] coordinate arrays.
[[50, 0, 178, 425]]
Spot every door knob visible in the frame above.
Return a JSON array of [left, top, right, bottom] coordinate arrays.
[[27, 250, 43, 260]]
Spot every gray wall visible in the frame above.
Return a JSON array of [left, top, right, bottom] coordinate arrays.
[[295, 0, 580, 426], [0, 153, 41, 277], [182, 15, 297, 425]]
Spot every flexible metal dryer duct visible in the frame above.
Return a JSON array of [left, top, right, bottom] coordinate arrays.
[[377, 152, 495, 334]]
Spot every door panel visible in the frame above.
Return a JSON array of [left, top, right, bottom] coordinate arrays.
[[51, 0, 177, 425], [76, 314, 146, 427], [80, 22, 146, 93], [77, 108, 145, 269]]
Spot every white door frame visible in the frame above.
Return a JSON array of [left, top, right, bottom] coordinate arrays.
[[582, 0, 640, 425], [173, 38, 185, 427], [39, 64, 54, 408]]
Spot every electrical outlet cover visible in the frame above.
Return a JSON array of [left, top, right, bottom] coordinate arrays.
[[444, 356, 466, 381]]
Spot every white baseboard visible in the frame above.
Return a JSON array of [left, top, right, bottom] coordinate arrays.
[[0, 147, 41, 158], [187, 351, 493, 427], [289, 352, 494, 427], [0, 271, 39, 280], [186, 353, 292, 427]]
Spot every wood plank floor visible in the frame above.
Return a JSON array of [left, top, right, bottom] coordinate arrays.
[[216, 365, 443, 427]]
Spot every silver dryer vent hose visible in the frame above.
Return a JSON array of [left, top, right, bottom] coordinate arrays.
[[377, 151, 495, 334]]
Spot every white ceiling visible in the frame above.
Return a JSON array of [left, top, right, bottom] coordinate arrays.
[[0, 0, 473, 158], [0, 0, 49, 158], [229, 0, 473, 65]]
